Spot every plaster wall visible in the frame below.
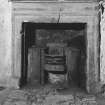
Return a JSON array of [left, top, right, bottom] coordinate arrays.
[[0, 0, 12, 87]]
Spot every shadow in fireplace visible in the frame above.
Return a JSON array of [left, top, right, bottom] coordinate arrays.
[[20, 22, 87, 92]]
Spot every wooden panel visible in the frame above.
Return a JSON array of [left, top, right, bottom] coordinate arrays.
[[27, 47, 40, 84], [66, 47, 81, 84]]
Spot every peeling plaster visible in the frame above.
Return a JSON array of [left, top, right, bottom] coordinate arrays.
[[100, 1, 105, 84]]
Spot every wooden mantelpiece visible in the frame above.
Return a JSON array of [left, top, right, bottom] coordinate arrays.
[[11, 0, 100, 93], [10, 0, 100, 2]]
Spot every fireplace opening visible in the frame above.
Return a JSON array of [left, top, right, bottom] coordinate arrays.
[[20, 22, 87, 91]]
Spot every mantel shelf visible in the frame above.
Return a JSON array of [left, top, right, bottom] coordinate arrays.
[[10, 0, 100, 3]]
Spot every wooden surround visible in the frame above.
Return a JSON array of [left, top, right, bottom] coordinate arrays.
[[11, 0, 100, 93]]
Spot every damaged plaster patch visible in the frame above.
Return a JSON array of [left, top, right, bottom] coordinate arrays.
[[100, 2, 105, 84]]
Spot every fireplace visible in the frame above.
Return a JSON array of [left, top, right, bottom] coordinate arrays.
[[20, 22, 87, 90], [11, 1, 100, 93]]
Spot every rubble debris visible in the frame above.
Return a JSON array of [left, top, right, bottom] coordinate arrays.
[[1, 86, 99, 105]]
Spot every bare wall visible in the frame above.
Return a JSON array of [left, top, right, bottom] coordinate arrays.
[[0, 0, 12, 87]]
